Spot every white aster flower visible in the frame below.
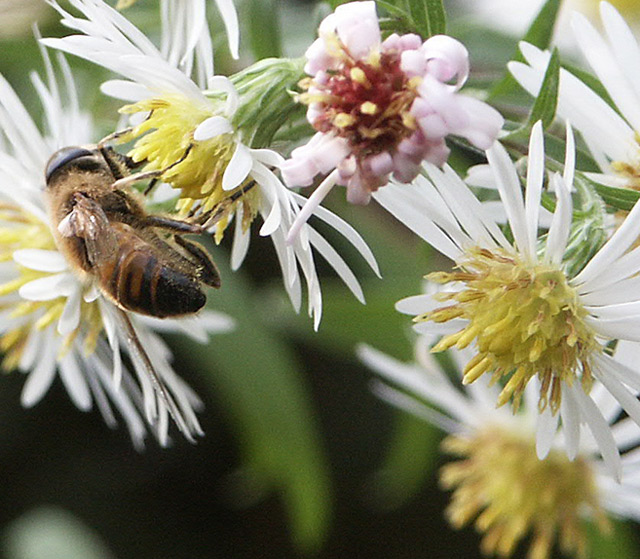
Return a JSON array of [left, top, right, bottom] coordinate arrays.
[[45, 0, 238, 94], [42, 0, 379, 329], [375, 121, 640, 479], [509, 1, 640, 191], [359, 338, 640, 559], [281, 0, 504, 241], [0, 46, 234, 448]]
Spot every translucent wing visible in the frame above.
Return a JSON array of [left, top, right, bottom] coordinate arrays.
[[57, 192, 118, 265]]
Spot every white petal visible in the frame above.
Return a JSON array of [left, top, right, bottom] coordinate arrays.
[[222, 143, 252, 191], [563, 121, 576, 190], [58, 352, 92, 411], [205, 75, 239, 115], [230, 205, 250, 270], [373, 182, 465, 262], [568, 381, 621, 482], [213, 0, 240, 59], [193, 115, 232, 141], [572, 10, 640, 133], [560, 386, 581, 460], [525, 121, 544, 258], [251, 148, 284, 167], [19, 273, 75, 301], [544, 174, 572, 266], [290, 191, 380, 277], [486, 142, 531, 261], [573, 191, 640, 287], [595, 367, 640, 429], [57, 285, 82, 335], [536, 405, 559, 459], [83, 284, 100, 302], [395, 293, 439, 315], [287, 170, 338, 244], [259, 197, 282, 237], [13, 249, 68, 272], [100, 79, 151, 102], [21, 332, 57, 408], [307, 227, 365, 303]]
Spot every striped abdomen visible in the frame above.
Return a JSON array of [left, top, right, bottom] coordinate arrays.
[[98, 230, 206, 318]]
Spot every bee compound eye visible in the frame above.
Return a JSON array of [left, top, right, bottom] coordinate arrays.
[[45, 146, 100, 184]]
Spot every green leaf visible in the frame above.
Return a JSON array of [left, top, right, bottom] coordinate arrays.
[[247, 0, 282, 59], [405, 0, 446, 37], [586, 519, 639, 559], [424, 0, 446, 36], [489, 0, 561, 99], [526, 47, 559, 129], [174, 253, 331, 552], [369, 413, 439, 510], [584, 176, 640, 212], [378, 0, 445, 37]]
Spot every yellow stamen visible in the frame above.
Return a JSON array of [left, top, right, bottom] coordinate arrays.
[[119, 94, 259, 239], [0, 207, 105, 371], [421, 247, 600, 413], [360, 101, 378, 115], [350, 67, 370, 87], [441, 427, 610, 559], [35, 300, 64, 330], [334, 112, 356, 128]]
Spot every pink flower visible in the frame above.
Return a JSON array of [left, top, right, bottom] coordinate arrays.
[[282, 1, 503, 242]]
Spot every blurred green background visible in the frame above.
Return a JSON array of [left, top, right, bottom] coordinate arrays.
[[0, 0, 638, 558]]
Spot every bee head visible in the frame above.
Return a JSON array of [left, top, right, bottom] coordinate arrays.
[[45, 146, 107, 187]]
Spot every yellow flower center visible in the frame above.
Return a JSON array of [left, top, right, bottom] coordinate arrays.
[[0, 204, 103, 368], [419, 247, 600, 413], [441, 427, 609, 559], [120, 94, 259, 243]]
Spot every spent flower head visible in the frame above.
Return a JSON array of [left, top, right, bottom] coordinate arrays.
[[281, 0, 503, 241], [43, 0, 379, 329], [0, 45, 233, 447], [360, 338, 640, 559], [376, 121, 640, 479]]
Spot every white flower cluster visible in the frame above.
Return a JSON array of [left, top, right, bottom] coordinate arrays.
[[4, 0, 640, 557]]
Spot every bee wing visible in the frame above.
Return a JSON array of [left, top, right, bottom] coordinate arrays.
[[115, 308, 196, 442], [58, 192, 119, 266]]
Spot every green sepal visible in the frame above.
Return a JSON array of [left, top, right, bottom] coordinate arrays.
[[229, 57, 307, 149]]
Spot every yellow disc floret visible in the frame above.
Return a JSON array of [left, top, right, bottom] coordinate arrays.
[[441, 427, 609, 559], [120, 94, 259, 243], [0, 204, 103, 368], [419, 247, 600, 413]]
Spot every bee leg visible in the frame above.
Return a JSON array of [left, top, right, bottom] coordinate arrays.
[[100, 145, 143, 180], [143, 178, 159, 196], [111, 144, 193, 190], [200, 180, 258, 227], [98, 127, 136, 147], [137, 215, 204, 235], [173, 235, 221, 288]]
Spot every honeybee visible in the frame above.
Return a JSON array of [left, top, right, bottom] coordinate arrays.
[[44, 143, 221, 437], [44, 144, 220, 317]]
